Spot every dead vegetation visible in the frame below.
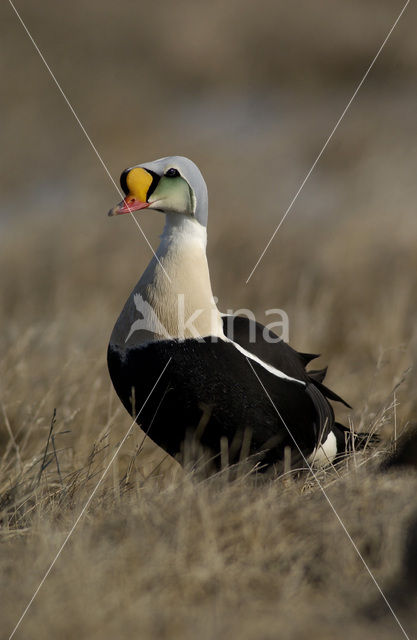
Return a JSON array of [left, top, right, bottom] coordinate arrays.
[[1, 200, 416, 639]]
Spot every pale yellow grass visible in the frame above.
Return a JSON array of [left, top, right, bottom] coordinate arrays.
[[1, 202, 417, 639]]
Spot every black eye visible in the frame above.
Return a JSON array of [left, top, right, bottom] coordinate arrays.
[[165, 168, 180, 178]]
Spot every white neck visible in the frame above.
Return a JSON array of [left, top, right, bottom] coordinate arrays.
[[160, 213, 207, 249], [110, 214, 225, 348]]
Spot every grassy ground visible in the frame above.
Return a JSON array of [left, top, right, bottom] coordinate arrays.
[[1, 201, 416, 639]]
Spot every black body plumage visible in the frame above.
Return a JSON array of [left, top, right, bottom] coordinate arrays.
[[106, 155, 368, 474], [107, 316, 350, 472]]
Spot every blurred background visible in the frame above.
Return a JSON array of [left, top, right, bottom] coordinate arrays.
[[1, 0, 416, 449]]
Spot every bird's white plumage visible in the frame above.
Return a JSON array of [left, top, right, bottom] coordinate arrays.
[[230, 340, 305, 385], [308, 431, 338, 466]]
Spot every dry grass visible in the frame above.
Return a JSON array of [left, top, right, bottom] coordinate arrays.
[[2, 1, 417, 637], [1, 199, 417, 639]]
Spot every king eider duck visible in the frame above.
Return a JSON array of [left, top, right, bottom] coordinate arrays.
[[107, 156, 360, 474]]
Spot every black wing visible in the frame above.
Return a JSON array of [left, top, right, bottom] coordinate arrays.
[[222, 314, 350, 443], [222, 315, 350, 406]]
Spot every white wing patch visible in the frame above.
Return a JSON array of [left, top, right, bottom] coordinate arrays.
[[230, 340, 305, 386]]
